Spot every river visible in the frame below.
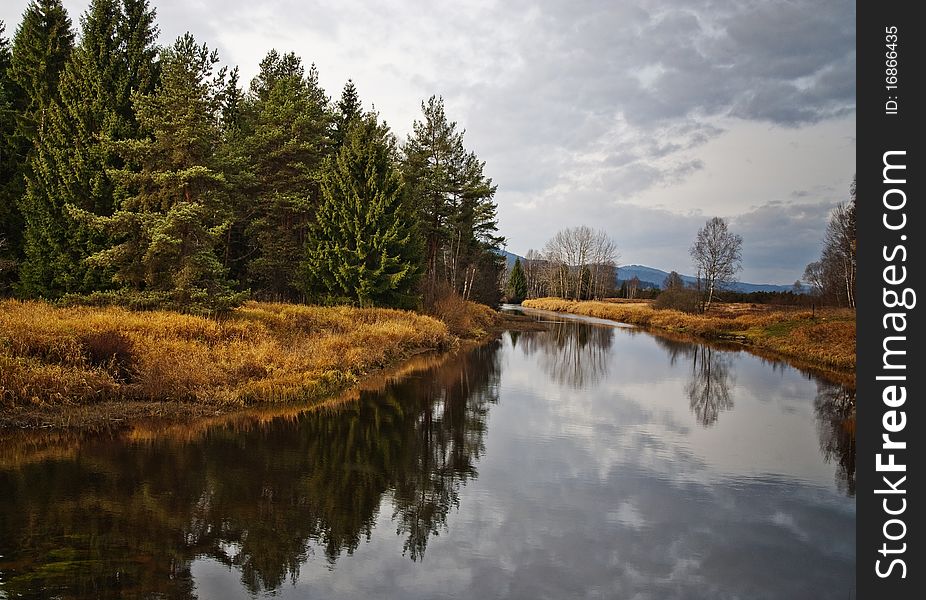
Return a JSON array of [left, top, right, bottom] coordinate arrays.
[[0, 308, 856, 599]]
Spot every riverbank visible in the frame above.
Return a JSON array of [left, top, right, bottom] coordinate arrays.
[[0, 299, 503, 429], [521, 298, 855, 373]]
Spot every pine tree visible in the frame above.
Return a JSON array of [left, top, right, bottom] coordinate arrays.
[[85, 33, 242, 312], [332, 79, 360, 149], [304, 114, 419, 307], [403, 96, 458, 296], [506, 258, 527, 303], [402, 95, 503, 304], [230, 51, 331, 300], [10, 0, 74, 296]]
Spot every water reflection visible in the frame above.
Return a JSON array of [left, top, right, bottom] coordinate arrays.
[[653, 337, 736, 426], [0, 343, 500, 598], [814, 382, 856, 496], [516, 320, 613, 388], [685, 346, 736, 427], [0, 316, 857, 599]]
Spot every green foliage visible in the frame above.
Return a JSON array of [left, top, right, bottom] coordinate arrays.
[[0, 21, 24, 289], [1, 9, 502, 311], [84, 33, 244, 313], [9, 0, 73, 138], [9, 0, 74, 296], [230, 51, 332, 301], [506, 257, 527, 303], [402, 96, 503, 305], [304, 114, 420, 307], [333, 78, 360, 149], [26, 0, 158, 295]]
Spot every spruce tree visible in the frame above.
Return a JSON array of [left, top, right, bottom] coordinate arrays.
[[332, 79, 360, 149], [304, 114, 419, 307], [231, 51, 331, 301], [10, 0, 74, 296], [506, 257, 527, 303], [10, 0, 73, 139], [0, 22, 24, 288], [27, 0, 159, 294], [86, 33, 241, 312]]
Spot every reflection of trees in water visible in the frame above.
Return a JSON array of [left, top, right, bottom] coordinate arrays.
[[652, 335, 696, 367], [517, 322, 613, 388], [686, 346, 735, 426], [814, 382, 856, 496], [0, 343, 501, 597], [390, 343, 498, 561], [652, 337, 736, 426]]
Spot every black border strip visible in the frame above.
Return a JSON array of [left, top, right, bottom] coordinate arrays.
[[857, 0, 922, 596]]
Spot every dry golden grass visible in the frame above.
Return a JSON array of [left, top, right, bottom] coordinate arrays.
[[426, 294, 498, 339], [0, 299, 458, 411], [522, 298, 855, 371]]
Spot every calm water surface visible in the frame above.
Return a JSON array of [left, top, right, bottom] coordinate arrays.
[[0, 309, 856, 599]]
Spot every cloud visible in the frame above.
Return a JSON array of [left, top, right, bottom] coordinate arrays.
[[0, 0, 855, 285]]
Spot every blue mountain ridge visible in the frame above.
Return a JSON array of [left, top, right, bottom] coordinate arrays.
[[499, 251, 792, 294]]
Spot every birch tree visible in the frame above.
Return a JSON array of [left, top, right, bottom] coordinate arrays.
[[689, 217, 742, 312]]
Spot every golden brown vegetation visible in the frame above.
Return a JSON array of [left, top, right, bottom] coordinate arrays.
[[0, 300, 468, 415], [522, 298, 855, 372], [425, 294, 498, 339]]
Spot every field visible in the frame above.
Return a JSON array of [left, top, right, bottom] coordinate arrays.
[[0, 299, 498, 428], [521, 298, 855, 373]]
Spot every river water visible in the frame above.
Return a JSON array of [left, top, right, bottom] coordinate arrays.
[[0, 308, 856, 599]]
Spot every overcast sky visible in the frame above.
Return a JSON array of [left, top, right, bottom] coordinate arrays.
[[2, 0, 856, 284]]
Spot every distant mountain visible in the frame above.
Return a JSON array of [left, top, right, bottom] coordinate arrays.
[[500, 252, 792, 293], [500, 249, 520, 268], [617, 264, 792, 293]]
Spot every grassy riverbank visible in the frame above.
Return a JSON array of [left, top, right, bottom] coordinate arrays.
[[0, 299, 499, 427], [521, 298, 855, 372]]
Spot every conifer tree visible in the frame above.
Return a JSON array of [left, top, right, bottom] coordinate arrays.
[[10, 0, 73, 139], [0, 22, 24, 287], [10, 0, 74, 296], [403, 95, 503, 304], [86, 33, 241, 312], [230, 51, 331, 300], [304, 114, 419, 307], [332, 79, 360, 149], [506, 257, 527, 303], [26, 0, 159, 294]]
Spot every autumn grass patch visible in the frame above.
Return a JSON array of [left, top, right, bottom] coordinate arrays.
[[0, 299, 462, 414], [522, 297, 855, 372], [425, 294, 498, 340]]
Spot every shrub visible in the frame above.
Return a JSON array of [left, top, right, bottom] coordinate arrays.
[[653, 288, 701, 313]]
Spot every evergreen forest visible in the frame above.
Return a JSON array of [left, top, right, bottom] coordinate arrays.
[[0, 0, 504, 312]]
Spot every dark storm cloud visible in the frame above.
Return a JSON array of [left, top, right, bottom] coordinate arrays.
[[0, 0, 854, 284], [731, 199, 837, 283]]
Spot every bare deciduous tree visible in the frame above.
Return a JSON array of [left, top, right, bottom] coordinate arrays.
[[539, 226, 619, 300], [802, 177, 856, 308], [690, 217, 742, 313]]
